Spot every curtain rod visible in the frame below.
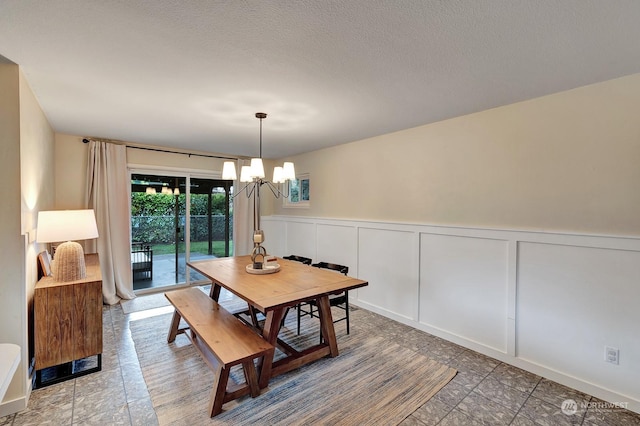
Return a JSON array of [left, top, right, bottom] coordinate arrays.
[[82, 138, 238, 161]]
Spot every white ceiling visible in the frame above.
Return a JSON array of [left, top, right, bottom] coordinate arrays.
[[1, 1, 640, 159]]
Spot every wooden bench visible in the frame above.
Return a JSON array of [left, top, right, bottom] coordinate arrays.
[[165, 288, 275, 417]]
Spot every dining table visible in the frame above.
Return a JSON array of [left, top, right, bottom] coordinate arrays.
[[187, 255, 368, 388]]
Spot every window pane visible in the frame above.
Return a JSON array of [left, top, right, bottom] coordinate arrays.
[[290, 179, 300, 202]]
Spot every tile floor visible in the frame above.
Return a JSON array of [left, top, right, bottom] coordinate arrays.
[[1, 291, 639, 425]]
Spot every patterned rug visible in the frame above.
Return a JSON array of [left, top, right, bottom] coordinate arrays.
[[130, 305, 456, 425]]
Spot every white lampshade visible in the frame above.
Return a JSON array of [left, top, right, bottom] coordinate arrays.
[[282, 162, 296, 181], [272, 166, 285, 183], [173, 188, 180, 195], [37, 209, 99, 282], [37, 210, 99, 243], [250, 158, 265, 179], [222, 161, 237, 180], [239, 165, 253, 182], [146, 187, 156, 194]]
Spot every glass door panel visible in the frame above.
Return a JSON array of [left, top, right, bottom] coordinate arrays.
[[188, 178, 233, 283], [131, 173, 187, 291]]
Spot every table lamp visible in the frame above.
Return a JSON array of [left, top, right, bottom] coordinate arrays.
[[36, 209, 99, 282]]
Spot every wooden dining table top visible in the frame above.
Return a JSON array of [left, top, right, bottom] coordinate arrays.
[[187, 255, 368, 312]]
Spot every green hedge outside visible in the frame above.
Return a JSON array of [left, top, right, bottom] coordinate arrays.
[[132, 215, 232, 244]]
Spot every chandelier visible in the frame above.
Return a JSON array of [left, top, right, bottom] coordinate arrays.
[[222, 112, 296, 273]]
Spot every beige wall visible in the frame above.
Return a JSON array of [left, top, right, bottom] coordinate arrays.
[[19, 66, 56, 406], [272, 73, 640, 237], [0, 64, 55, 413], [0, 64, 24, 407], [55, 134, 89, 209], [21, 69, 56, 283], [17, 68, 55, 408], [127, 145, 228, 171]]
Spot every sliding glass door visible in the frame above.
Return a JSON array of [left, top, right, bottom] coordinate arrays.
[[188, 177, 233, 282], [130, 172, 233, 292]]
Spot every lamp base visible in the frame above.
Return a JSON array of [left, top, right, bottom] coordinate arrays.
[[53, 241, 86, 282], [250, 242, 267, 271]]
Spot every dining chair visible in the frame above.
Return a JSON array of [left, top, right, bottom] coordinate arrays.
[[245, 255, 313, 328], [281, 255, 313, 327], [297, 262, 350, 339], [282, 255, 312, 265]]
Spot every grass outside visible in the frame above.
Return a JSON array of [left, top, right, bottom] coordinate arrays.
[[151, 240, 233, 257]]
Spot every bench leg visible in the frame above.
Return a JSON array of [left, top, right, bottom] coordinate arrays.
[[242, 360, 260, 398], [167, 310, 182, 343], [208, 364, 230, 417], [258, 347, 275, 390]]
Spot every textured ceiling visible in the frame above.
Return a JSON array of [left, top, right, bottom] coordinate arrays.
[[1, 1, 640, 159]]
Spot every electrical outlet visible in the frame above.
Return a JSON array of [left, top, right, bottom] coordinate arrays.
[[605, 346, 619, 365]]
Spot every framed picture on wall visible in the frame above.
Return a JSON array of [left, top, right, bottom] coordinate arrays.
[[284, 174, 310, 208]]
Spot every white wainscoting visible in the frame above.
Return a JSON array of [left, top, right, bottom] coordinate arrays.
[[358, 227, 419, 321], [420, 233, 509, 353], [262, 215, 640, 413], [517, 242, 640, 408]]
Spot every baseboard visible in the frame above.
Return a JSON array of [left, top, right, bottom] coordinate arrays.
[[0, 372, 32, 418], [0, 395, 27, 418]]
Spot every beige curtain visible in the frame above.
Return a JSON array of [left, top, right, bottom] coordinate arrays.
[[233, 159, 253, 256], [85, 140, 135, 304]]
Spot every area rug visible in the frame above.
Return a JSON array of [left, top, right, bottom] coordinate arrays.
[[121, 292, 171, 314], [130, 309, 456, 425], [121, 285, 216, 314]]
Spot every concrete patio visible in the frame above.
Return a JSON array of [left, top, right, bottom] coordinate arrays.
[[133, 252, 217, 291]]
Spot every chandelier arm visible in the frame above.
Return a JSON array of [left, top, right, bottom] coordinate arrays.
[[228, 181, 253, 201], [264, 181, 283, 199], [268, 180, 292, 199], [275, 180, 291, 199], [229, 180, 290, 201], [283, 180, 291, 198], [245, 182, 256, 198]]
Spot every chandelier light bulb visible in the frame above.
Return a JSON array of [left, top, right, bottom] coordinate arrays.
[[283, 162, 296, 181], [272, 166, 284, 183], [239, 165, 253, 182], [250, 158, 265, 179], [222, 161, 237, 180]]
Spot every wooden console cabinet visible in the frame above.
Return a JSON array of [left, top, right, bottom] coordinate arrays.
[[34, 253, 102, 385]]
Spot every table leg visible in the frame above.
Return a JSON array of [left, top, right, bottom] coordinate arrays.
[[316, 296, 339, 357], [257, 308, 285, 388], [167, 310, 182, 343]]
